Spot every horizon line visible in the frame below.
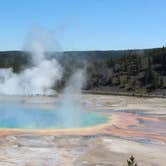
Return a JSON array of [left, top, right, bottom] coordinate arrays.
[[0, 46, 164, 53]]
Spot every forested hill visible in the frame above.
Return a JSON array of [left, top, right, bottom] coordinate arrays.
[[0, 47, 166, 95]]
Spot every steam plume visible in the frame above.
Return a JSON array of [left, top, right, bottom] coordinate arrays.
[[0, 26, 62, 95], [57, 69, 86, 127]]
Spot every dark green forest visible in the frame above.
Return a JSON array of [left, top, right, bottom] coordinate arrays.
[[0, 47, 166, 95]]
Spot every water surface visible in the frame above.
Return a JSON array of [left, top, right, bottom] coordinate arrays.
[[0, 103, 108, 129]]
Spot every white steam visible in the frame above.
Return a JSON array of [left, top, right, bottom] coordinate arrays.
[[0, 27, 62, 95], [57, 69, 86, 127]]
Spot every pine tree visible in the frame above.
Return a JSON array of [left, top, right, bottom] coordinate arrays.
[[125, 155, 138, 166]]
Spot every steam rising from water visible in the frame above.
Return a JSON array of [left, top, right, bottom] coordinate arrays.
[[57, 69, 86, 127], [0, 27, 62, 95], [0, 23, 95, 132], [0, 26, 95, 129]]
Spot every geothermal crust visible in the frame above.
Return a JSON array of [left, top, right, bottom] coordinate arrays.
[[0, 94, 165, 166]]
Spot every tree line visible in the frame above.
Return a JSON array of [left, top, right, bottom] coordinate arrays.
[[0, 47, 166, 94]]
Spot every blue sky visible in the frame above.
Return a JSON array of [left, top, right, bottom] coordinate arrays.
[[0, 0, 166, 51]]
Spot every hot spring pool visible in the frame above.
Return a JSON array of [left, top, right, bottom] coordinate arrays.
[[0, 103, 109, 129]]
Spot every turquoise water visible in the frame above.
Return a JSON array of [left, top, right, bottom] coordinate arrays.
[[0, 103, 108, 129]]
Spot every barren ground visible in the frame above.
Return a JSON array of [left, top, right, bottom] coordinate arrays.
[[0, 94, 165, 166]]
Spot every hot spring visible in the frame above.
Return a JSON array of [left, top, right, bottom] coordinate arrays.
[[0, 101, 109, 129], [0, 27, 109, 131]]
